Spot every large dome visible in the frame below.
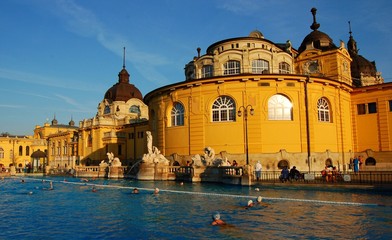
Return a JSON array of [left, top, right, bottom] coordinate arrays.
[[104, 68, 143, 102], [298, 8, 337, 53]]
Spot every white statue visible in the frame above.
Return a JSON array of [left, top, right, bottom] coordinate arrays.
[[204, 147, 215, 164], [107, 152, 114, 162], [146, 131, 153, 154], [111, 157, 122, 167], [142, 132, 169, 165], [192, 154, 203, 167]]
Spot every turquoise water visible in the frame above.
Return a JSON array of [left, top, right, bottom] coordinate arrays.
[[0, 177, 391, 240]]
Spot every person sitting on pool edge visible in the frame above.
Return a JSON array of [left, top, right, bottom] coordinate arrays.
[[211, 212, 226, 226]]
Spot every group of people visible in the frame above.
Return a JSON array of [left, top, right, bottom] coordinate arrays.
[[279, 166, 302, 182], [321, 165, 342, 182], [211, 195, 266, 226]]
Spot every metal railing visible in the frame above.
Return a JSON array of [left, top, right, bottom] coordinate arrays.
[[255, 171, 392, 185]]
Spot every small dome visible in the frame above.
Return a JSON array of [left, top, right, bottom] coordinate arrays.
[[298, 8, 337, 53], [298, 30, 337, 53], [69, 118, 75, 126], [51, 116, 58, 126], [104, 68, 143, 102], [249, 30, 264, 39]]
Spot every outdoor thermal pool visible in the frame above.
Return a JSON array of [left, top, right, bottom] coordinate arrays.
[[0, 176, 391, 239]]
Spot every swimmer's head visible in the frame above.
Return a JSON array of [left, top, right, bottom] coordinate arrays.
[[212, 212, 220, 220], [257, 196, 263, 202], [154, 188, 159, 193], [248, 200, 253, 206]]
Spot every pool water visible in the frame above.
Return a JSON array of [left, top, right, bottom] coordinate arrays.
[[0, 177, 391, 239]]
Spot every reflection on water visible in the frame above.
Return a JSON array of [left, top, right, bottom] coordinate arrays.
[[0, 177, 391, 239]]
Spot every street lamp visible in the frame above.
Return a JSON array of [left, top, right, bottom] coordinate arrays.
[[237, 105, 254, 165]]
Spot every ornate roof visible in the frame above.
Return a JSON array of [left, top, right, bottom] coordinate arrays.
[[104, 67, 143, 102], [298, 8, 337, 53]]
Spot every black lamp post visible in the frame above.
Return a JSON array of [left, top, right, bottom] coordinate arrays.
[[237, 105, 254, 165]]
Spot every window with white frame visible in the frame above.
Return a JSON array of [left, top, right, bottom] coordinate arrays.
[[201, 65, 213, 78], [223, 60, 240, 75], [317, 97, 330, 122], [268, 94, 293, 120], [252, 59, 269, 74], [171, 102, 185, 126], [212, 96, 236, 122], [279, 62, 291, 74]]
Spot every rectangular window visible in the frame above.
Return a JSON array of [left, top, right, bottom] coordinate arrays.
[[118, 145, 122, 155], [201, 65, 213, 78], [368, 102, 377, 114], [389, 100, 392, 112], [357, 104, 366, 115], [223, 61, 240, 75]]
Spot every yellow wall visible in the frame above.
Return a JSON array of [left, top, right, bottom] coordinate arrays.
[[146, 74, 354, 167]]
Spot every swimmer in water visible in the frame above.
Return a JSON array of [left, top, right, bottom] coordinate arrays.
[[92, 186, 97, 192], [211, 212, 226, 226], [132, 188, 139, 194], [245, 200, 254, 209], [154, 188, 159, 194]]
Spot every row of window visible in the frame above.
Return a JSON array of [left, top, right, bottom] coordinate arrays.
[[104, 105, 141, 115], [201, 60, 290, 78], [0, 146, 30, 159], [170, 95, 331, 126], [356, 100, 392, 115]]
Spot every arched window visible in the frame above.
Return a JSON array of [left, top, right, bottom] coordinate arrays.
[[19, 146, 23, 156], [365, 157, 376, 166], [223, 60, 240, 75], [0, 147, 4, 159], [279, 62, 290, 74], [325, 158, 333, 167], [171, 102, 185, 126], [129, 105, 141, 116], [277, 160, 289, 169], [268, 94, 293, 120], [252, 59, 269, 74], [104, 106, 110, 114], [25, 146, 30, 156], [201, 65, 213, 78], [212, 96, 236, 122], [87, 134, 92, 148], [317, 98, 330, 122]]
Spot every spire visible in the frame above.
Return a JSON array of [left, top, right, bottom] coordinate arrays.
[[118, 47, 130, 83], [122, 47, 126, 69], [310, 8, 320, 31], [51, 114, 58, 126], [347, 21, 358, 55], [69, 115, 75, 126]]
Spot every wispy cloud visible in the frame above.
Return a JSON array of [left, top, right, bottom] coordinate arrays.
[[0, 104, 24, 109], [54, 93, 92, 112], [0, 68, 101, 92], [53, 0, 172, 85]]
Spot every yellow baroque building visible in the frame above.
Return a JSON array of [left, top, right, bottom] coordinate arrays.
[[143, 8, 391, 172]]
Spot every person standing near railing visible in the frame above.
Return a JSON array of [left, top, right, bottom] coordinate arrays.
[[353, 156, 360, 174], [255, 161, 262, 181]]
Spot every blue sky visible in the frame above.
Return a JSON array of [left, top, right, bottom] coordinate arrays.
[[1, 0, 391, 135]]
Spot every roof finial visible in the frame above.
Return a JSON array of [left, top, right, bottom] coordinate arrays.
[[348, 21, 352, 37], [310, 8, 320, 31], [123, 47, 126, 69]]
